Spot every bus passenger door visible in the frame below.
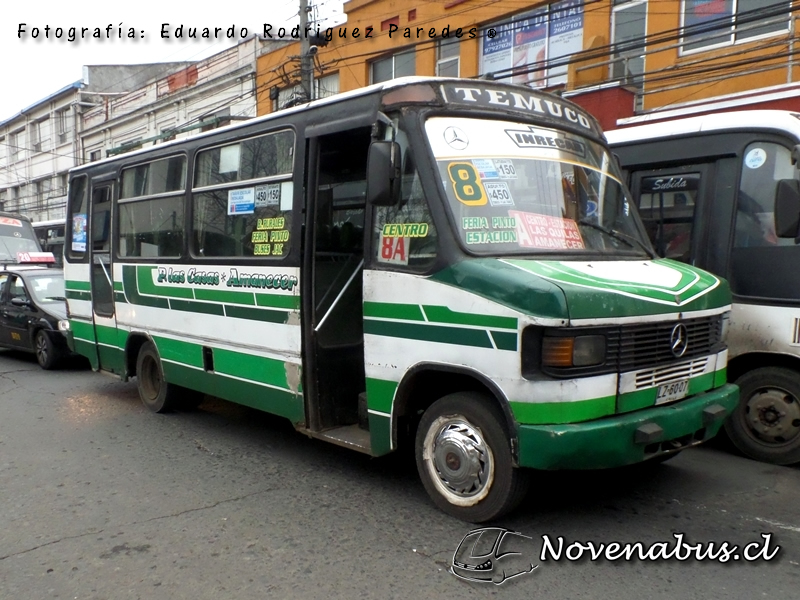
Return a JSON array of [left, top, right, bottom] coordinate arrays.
[[303, 128, 371, 438], [89, 182, 122, 374]]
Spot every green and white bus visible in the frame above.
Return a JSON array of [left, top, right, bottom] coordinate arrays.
[[63, 77, 737, 521], [607, 110, 800, 465]]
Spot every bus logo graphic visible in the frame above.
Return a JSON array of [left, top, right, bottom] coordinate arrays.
[[670, 323, 688, 358], [443, 126, 469, 150], [451, 527, 537, 585]]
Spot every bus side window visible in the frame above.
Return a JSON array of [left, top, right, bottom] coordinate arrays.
[[733, 142, 794, 248], [634, 172, 700, 263]]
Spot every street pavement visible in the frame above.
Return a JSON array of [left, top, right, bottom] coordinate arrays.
[[0, 350, 798, 599]]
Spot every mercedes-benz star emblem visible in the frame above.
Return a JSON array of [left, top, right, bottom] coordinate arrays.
[[670, 323, 688, 358], [443, 126, 469, 150]]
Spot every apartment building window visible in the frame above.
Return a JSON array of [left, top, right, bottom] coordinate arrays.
[[371, 49, 415, 84], [35, 178, 52, 210], [89, 149, 102, 162], [0, 189, 6, 211], [681, 0, 790, 53], [30, 119, 43, 153], [57, 109, 71, 144], [436, 39, 460, 77], [58, 173, 68, 196], [611, 0, 647, 85], [9, 129, 23, 162]]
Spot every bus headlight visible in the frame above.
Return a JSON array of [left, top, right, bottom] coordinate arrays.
[[58, 320, 70, 332], [542, 334, 606, 367]]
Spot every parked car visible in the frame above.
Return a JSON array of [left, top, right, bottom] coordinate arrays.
[[0, 266, 71, 369]]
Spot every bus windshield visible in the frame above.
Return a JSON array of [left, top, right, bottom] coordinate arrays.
[[0, 216, 41, 262], [425, 117, 652, 258]]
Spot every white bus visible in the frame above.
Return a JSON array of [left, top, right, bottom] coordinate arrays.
[[0, 211, 43, 264], [607, 110, 800, 465], [32, 219, 66, 266], [63, 77, 737, 521]]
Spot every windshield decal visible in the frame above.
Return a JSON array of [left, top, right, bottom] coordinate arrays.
[[505, 126, 586, 157], [510, 211, 584, 250], [448, 162, 488, 206]]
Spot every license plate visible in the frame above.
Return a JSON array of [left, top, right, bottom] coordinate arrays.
[[656, 380, 689, 405]]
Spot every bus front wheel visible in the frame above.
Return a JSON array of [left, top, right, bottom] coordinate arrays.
[[136, 342, 179, 413], [725, 367, 800, 465], [415, 392, 529, 522]]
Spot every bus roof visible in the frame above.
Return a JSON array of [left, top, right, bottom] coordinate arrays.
[[605, 110, 800, 145], [70, 76, 603, 173]]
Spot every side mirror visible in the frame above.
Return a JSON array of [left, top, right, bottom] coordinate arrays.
[[10, 297, 31, 308], [366, 141, 401, 206], [774, 178, 800, 239]]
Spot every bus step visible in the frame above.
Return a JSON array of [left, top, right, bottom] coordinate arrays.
[[302, 424, 372, 455]]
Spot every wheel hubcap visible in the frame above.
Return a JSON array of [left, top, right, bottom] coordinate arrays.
[[36, 336, 47, 363], [744, 387, 800, 444], [423, 416, 494, 507]]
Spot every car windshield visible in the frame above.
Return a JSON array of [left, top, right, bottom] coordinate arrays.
[[0, 219, 41, 261], [425, 117, 653, 258], [25, 271, 66, 304]]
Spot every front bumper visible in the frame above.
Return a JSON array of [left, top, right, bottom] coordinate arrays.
[[516, 384, 739, 470]]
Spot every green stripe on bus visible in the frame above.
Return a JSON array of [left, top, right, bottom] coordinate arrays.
[[422, 305, 517, 330], [366, 377, 398, 414], [69, 319, 95, 339], [136, 266, 194, 299], [114, 281, 124, 292], [510, 396, 616, 425], [363, 302, 425, 321], [194, 288, 256, 306], [213, 347, 293, 391], [169, 298, 225, 316], [94, 323, 120, 347], [368, 414, 392, 457], [161, 360, 304, 424], [65, 280, 91, 291], [224, 304, 289, 324], [114, 292, 127, 303], [153, 336, 205, 369], [490, 331, 517, 351], [256, 293, 300, 310], [362, 302, 518, 330], [123, 265, 169, 308], [364, 319, 493, 349], [66, 290, 91, 301]]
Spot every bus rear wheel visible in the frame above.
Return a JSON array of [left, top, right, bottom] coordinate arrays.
[[725, 367, 800, 465], [415, 392, 529, 522], [136, 341, 179, 413]]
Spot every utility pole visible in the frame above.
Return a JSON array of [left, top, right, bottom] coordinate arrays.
[[300, 0, 313, 101]]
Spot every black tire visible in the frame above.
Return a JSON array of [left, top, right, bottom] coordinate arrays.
[[725, 367, 800, 465], [34, 330, 59, 370], [415, 392, 529, 522], [136, 341, 179, 413]]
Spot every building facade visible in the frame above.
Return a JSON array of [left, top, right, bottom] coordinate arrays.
[[0, 64, 192, 221], [255, 0, 800, 130], [1, 37, 286, 222]]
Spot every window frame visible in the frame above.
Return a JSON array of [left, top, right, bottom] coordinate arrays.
[[189, 127, 297, 261], [679, 0, 791, 56], [370, 49, 416, 84]]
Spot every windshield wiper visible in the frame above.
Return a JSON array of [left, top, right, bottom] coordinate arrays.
[[45, 296, 67, 301], [578, 220, 656, 259]]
